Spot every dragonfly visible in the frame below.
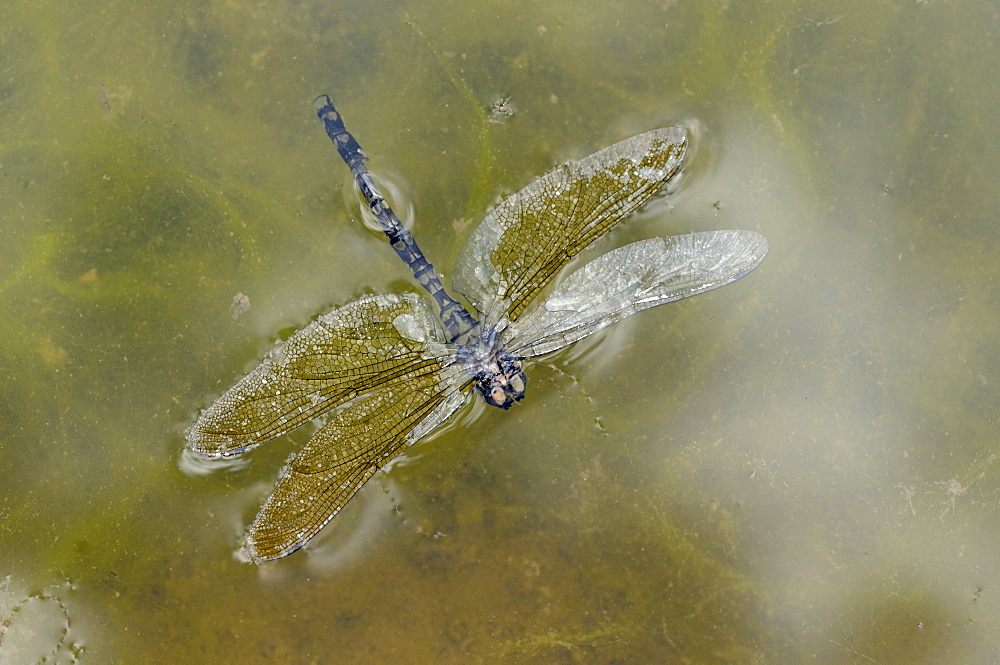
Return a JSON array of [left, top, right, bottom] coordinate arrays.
[[186, 94, 769, 562]]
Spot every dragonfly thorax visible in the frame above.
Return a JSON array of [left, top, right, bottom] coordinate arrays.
[[474, 351, 526, 410], [457, 328, 526, 410]]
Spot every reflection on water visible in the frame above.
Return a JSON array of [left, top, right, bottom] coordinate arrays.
[[177, 447, 249, 477], [1, 0, 998, 662]]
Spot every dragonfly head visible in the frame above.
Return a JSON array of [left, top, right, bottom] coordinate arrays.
[[476, 353, 526, 410]]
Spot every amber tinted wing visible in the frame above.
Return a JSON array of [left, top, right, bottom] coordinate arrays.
[[186, 293, 448, 456], [452, 127, 688, 323], [244, 363, 472, 561]]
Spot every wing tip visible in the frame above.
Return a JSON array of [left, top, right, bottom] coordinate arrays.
[[243, 518, 310, 564], [242, 538, 303, 564]]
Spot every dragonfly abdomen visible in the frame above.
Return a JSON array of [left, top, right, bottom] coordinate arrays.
[[314, 95, 478, 340]]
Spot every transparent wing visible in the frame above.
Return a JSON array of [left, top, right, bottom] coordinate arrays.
[[452, 127, 688, 323], [505, 230, 769, 359], [186, 293, 449, 456], [244, 364, 473, 561]]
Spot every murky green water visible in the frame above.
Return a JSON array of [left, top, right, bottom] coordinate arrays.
[[2, 0, 997, 662]]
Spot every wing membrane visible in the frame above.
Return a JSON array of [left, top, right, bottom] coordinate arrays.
[[186, 293, 448, 456], [452, 127, 688, 322], [244, 364, 472, 561], [506, 231, 769, 358]]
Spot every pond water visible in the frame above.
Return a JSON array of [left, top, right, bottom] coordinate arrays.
[[1, 0, 997, 662]]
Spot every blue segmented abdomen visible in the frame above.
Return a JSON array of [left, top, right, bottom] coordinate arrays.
[[314, 95, 478, 342]]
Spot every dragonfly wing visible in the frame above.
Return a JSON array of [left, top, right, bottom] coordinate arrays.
[[244, 364, 473, 562], [506, 230, 769, 358], [452, 127, 688, 323], [186, 293, 448, 456]]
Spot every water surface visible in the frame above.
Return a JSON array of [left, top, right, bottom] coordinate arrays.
[[1, 0, 997, 662]]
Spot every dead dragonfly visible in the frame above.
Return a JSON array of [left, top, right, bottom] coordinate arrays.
[[186, 95, 769, 562]]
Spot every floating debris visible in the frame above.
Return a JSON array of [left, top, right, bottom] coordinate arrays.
[[0, 576, 83, 663], [230, 292, 251, 319], [490, 96, 516, 123], [95, 84, 133, 118]]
